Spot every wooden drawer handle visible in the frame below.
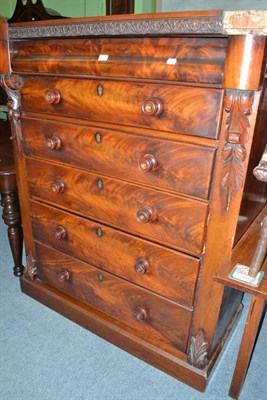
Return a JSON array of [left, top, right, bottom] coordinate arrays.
[[54, 225, 67, 240], [133, 307, 147, 323], [142, 97, 163, 117], [51, 178, 65, 194], [57, 270, 69, 282], [136, 207, 155, 224], [44, 89, 61, 104], [134, 258, 149, 275], [140, 154, 158, 172], [46, 136, 61, 150]]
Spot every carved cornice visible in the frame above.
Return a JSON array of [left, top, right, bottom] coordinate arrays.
[[9, 16, 223, 39], [188, 329, 209, 369], [24, 251, 37, 281], [1, 75, 23, 154], [221, 89, 254, 211]]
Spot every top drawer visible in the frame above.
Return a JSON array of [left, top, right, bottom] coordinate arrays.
[[12, 37, 227, 85], [20, 76, 223, 139]]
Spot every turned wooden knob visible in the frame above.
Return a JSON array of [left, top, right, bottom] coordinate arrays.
[[44, 89, 61, 104], [54, 225, 67, 240], [57, 270, 69, 282], [140, 154, 158, 172], [136, 207, 154, 224], [142, 98, 163, 117], [134, 258, 149, 275], [46, 136, 61, 150], [133, 307, 147, 323], [51, 178, 65, 193]]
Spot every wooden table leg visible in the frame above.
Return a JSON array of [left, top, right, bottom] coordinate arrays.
[[229, 295, 265, 399], [1, 189, 24, 277]]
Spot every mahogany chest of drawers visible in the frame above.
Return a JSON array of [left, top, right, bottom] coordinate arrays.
[[0, 10, 266, 391]]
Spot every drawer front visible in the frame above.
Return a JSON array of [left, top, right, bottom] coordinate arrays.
[[27, 158, 208, 254], [30, 200, 199, 307], [20, 77, 222, 139], [35, 241, 192, 353], [22, 118, 215, 200], [12, 37, 227, 84]]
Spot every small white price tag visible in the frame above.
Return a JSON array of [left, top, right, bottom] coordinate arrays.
[[98, 54, 109, 61], [166, 58, 177, 65], [229, 263, 264, 287]]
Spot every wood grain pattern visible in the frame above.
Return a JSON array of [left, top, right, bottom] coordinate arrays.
[[27, 158, 208, 254], [12, 37, 227, 85], [20, 275, 208, 392], [190, 87, 262, 357], [22, 117, 216, 199], [223, 36, 266, 91], [3, 9, 267, 392], [35, 241, 192, 354], [30, 199, 199, 307], [20, 77, 223, 139]]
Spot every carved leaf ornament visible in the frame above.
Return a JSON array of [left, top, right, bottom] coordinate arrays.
[[221, 90, 254, 210], [188, 329, 209, 369], [1, 75, 23, 153]]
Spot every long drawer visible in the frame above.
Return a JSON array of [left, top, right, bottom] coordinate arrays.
[[20, 76, 223, 139], [34, 241, 192, 353], [27, 158, 208, 254], [22, 118, 215, 199], [12, 36, 227, 84], [30, 200, 199, 307]]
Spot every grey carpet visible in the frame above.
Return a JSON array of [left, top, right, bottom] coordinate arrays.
[[0, 216, 266, 400]]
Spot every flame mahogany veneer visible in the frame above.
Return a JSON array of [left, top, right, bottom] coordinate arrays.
[[0, 10, 266, 392]]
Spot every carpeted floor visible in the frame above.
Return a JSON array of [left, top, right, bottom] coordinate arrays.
[[0, 216, 266, 400]]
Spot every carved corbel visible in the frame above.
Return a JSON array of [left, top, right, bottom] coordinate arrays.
[[1, 74, 23, 154], [221, 89, 254, 210], [24, 250, 37, 281], [188, 329, 209, 369]]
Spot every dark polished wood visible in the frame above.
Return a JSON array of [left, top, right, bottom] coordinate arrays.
[[22, 117, 215, 199], [20, 77, 223, 139], [35, 241, 192, 354], [30, 199, 199, 307], [20, 275, 208, 392], [11, 37, 227, 84], [1, 11, 267, 393], [0, 119, 23, 276], [26, 157, 208, 254]]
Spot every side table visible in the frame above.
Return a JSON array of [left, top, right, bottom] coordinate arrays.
[[215, 205, 267, 399], [0, 118, 24, 276]]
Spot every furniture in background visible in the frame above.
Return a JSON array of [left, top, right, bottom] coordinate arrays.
[[0, 10, 266, 393], [8, 0, 65, 23], [0, 0, 65, 276], [106, 0, 134, 15], [0, 116, 23, 276], [215, 205, 267, 399]]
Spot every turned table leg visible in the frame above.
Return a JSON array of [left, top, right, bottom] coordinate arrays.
[[229, 295, 265, 399], [1, 189, 24, 277]]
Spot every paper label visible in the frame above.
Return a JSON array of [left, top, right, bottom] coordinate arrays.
[[98, 54, 109, 61]]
